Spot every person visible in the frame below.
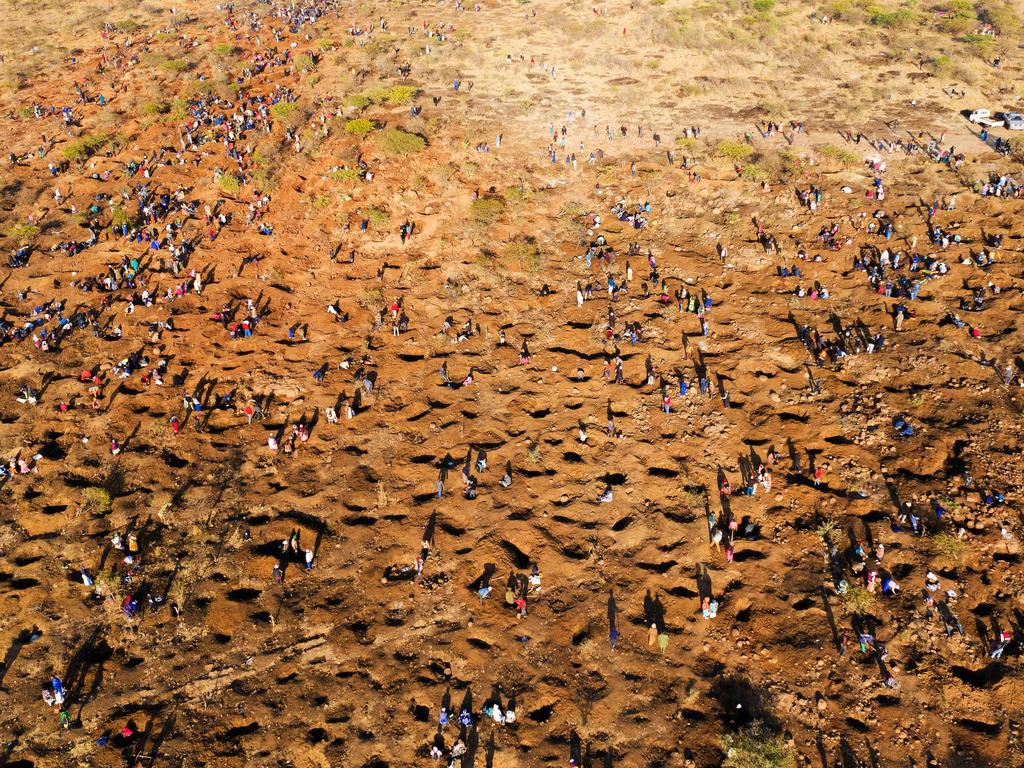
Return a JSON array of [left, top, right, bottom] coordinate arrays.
[[991, 630, 1012, 658], [814, 464, 827, 486], [702, 596, 718, 619], [305, 549, 314, 571], [529, 564, 541, 592], [51, 676, 65, 702], [515, 593, 527, 618]]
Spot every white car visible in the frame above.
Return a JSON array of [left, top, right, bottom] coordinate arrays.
[[969, 109, 1003, 128], [1003, 112, 1024, 130]]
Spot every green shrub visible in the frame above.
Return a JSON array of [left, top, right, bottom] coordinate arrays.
[[717, 140, 754, 160], [330, 167, 361, 183], [345, 118, 376, 136], [83, 486, 112, 515], [317, 38, 336, 50], [722, 722, 796, 768], [368, 85, 417, 105], [960, 33, 995, 57], [469, 196, 506, 226], [297, 53, 316, 72], [111, 206, 134, 227], [504, 239, 540, 272], [933, 532, 966, 560], [141, 101, 169, 116], [16, 105, 33, 118], [62, 133, 113, 163], [868, 7, 920, 29], [817, 144, 860, 165], [159, 58, 189, 73], [742, 162, 771, 182], [345, 93, 372, 109], [379, 127, 426, 155], [218, 174, 242, 194], [356, 287, 383, 308], [367, 207, 389, 225], [928, 54, 954, 76], [8, 222, 41, 241], [214, 42, 238, 56], [168, 98, 190, 121], [841, 585, 876, 614], [751, 0, 775, 10], [270, 101, 298, 120]]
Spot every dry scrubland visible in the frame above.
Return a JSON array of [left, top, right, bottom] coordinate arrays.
[[1, 0, 1024, 766]]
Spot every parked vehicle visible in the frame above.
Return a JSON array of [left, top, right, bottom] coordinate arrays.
[[968, 109, 1003, 128], [1003, 112, 1024, 130]]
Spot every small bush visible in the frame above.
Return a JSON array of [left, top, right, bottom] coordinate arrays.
[[504, 239, 541, 272], [83, 486, 112, 515], [141, 101, 169, 116], [960, 33, 995, 57], [159, 58, 189, 73], [369, 85, 417, 105], [330, 167, 361, 183], [928, 54, 954, 77], [379, 127, 426, 155], [816, 518, 837, 540], [868, 7, 920, 29], [304, 193, 331, 209], [16, 105, 33, 118], [344, 94, 372, 109], [168, 98, 190, 121], [367, 207, 389, 226], [345, 118, 376, 136], [469, 196, 506, 226], [110, 206, 134, 227], [751, 0, 775, 10], [742, 162, 771, 182], [717, 140, 754, 160], [218, 174, 242, 194], [933, 532, 966, 560], [270, 101, 298, 120], [214, 42, 238, 56], [8, 222, 41, 241], [817, 144, 860, 166], [297, 53, 317, 72], [722, 722, 796, 768], [841, 585, 876, 614], [356, 286, 383, 308], [62, 133, 113, 163], [317, 38, 336, 50]]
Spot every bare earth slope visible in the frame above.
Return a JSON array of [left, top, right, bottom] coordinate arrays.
[[0, 0, 1023, 767]]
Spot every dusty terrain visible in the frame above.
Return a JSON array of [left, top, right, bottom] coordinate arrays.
[[1, 0, 1024, 766]]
